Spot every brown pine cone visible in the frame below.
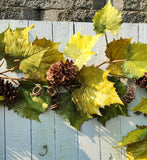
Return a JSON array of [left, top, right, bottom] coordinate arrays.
[[0, 78, 5, 96], [46, 59, 77, 87], [135, 72, 147, 89], [0, 78, 19, 103]]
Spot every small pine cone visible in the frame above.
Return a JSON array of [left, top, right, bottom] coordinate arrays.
[[2, 80, 19, 103], [0, 78, 5, 95], [46, 59, 77, 87], [135, 72, 147, 89], [121, 83, 136, 104]]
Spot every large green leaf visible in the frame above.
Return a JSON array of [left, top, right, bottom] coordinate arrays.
[[122, 42, 147, 79], [19, 37, 64, 84], [106, 38, 132, 76], [131, 98, 147, 114], [97, 78, 128, 126], [116, 126, 147, 160], [116, 126, 147, 147], [126, 141, 147, 160], [93, 0, 122, 35], [56, 92, 91, 131], [5, 81, 51, 122], [72, 65, 123, 115], [64, 30, 101, 70]]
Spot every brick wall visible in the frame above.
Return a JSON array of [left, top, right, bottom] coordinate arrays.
[[0, 0, 147, 22]]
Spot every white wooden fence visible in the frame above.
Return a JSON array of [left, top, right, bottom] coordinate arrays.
[[0, 20, 147, 160]]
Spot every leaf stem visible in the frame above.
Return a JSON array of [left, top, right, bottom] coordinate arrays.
[[96, 59, 125, 68], [105, 33, 109, 46]]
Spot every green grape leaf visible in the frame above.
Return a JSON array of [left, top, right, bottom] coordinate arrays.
[[97, 104, 128, 126], [122, 42, 147, 79], [116, 126, 147, 147], [19, 37, 64, 84], [106, 38, 132, 76], [56, 92, 92, 131], [64, 30, 102, 70], [93, 0, 122, 35], [72, 65, 123, 115], [5, 81, 51, 122], [97, 78, 128, 126], [126, 141, 147, 160], [131, 98, 147, 114]]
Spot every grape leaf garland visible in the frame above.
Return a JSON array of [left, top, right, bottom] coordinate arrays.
[[0, 1, 146, 159]]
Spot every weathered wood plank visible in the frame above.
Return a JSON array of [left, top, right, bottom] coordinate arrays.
[[28, 21, 55, 160], [0, 20, 32, 160], [74, 22, 101, 160], [98, 32, 122, 160], [0, 20, 7, 160], [0, 104, 5, 160], [139, 23, 147, 43], [52, 21, 79, 160]]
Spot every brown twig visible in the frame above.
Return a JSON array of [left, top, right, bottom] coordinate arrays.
[[0, 76, 28, 81], [96, 59, 125, 68], [0, 58, 6, 67], [0, 65, 19, 74], [1, 73, 19, 85]]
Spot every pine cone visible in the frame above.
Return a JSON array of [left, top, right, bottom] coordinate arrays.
[[0, 78, 5, 95], [121, 83, 136, 104], [46, 59, 77, 87], [135, 72, 147, 89], [0, 78, 19, 103]]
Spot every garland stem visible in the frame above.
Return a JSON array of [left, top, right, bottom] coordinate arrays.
[[96, 59, 125, 68], [0, 76, 28, 82]]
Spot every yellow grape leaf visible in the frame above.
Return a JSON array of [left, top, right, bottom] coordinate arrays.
[[126, 141, 147, 160], [93, 0, 122, 35], [32, 37, 60, 49], [2, 25, 48, 69], [131, 98, 147, 114], [4, 25, 35, 57], [19, 37, 64, 84], [64, 30, 102, 70], [0, 28, 8, 60], [106, 38, 132, 76], [72, 65, 123, 115], [0, 96, 5, 101], [122, 42, 147, 79]]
